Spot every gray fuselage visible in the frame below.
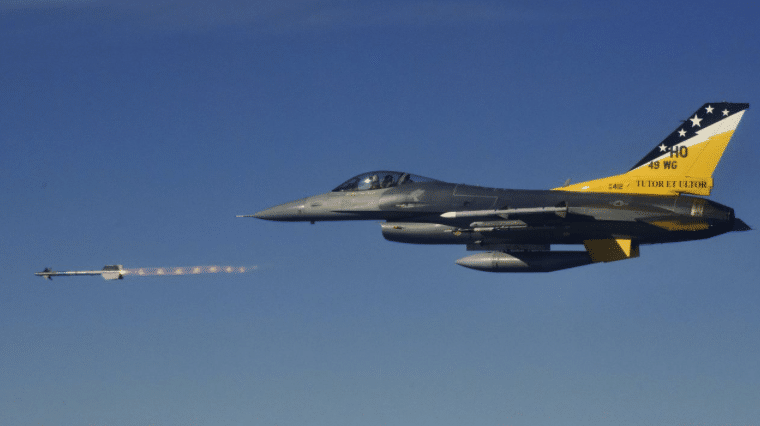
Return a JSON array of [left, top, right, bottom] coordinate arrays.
[[253, 180, 736, 247]]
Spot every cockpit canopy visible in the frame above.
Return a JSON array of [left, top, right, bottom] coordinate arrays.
[[332, 171, 441, 192]]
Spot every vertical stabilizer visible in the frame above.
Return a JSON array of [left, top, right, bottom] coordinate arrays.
[[555, 103, 749, 196]]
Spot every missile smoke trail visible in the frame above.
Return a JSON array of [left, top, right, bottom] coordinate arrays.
[[35, 264, 258, 281], [124, 265, 256, 277]]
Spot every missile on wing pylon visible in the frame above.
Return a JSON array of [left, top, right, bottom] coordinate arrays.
[[35, 265, 125, 280]]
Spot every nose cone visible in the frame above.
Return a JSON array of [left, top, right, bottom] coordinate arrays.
[[251, 209, 275, 220], [244, 193, 352, 222], [251, 200, 307, 221], [243, 192, 376, 222]]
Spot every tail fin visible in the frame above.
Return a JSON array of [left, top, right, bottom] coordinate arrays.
[[555, 102, 749, 196], [101, 265, 125, 280]]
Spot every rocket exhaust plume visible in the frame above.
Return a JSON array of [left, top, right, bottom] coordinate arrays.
[[124, 265, 256, 277]]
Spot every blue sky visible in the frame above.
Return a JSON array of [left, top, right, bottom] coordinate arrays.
[[2, 0, 759, 424]]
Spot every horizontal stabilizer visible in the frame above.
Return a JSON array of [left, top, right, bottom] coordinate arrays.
[[583, 239, 639, 262], [732, 218, 752, 232]]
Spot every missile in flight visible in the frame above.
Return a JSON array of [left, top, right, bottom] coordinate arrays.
[[35, 264, 256, 280], [35, 265, 126, 280]]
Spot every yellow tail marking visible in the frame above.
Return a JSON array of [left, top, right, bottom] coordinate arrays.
[[684, 129, 734, 177], [646, 218, 710, 231], [583, 239, 640, 263], [555, 174, 713, 196], [553, 110, 745, 196]]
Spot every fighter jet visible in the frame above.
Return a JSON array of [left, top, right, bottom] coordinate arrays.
[[242, 102, 751, 272], [35, 265, 125, 280]]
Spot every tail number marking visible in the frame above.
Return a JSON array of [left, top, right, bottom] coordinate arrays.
[[648, 147, 688, 170], [669, 146, 689, 158]]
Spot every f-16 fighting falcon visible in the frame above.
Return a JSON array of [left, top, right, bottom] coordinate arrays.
[[242, 103, 751, 272]]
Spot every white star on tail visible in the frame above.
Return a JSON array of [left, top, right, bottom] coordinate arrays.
[[659, 143, 668, 152], [690, 114, 703, 127], [705, 105, 714, 114], [722, 109, 730, 116], [678, 129, 687, 137]]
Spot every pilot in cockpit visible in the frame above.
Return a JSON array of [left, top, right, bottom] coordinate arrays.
[[381, 174, 394, 188], [370, 175, 380, 189]]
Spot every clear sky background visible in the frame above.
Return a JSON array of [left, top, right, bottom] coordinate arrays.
[[2, 1, 759, 425]]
